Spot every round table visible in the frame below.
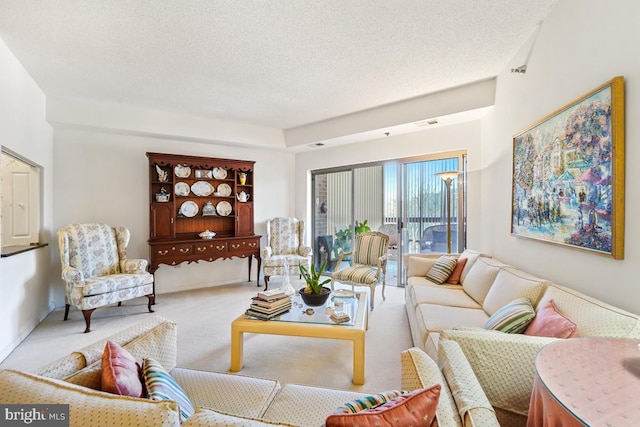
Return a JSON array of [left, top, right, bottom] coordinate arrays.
[[528, 338, 640, 426]]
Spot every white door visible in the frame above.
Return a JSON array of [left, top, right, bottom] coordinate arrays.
[[1, 152, 40, 247]]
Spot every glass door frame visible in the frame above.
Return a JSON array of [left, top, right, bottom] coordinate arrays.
[[397, 150, 467, 285]]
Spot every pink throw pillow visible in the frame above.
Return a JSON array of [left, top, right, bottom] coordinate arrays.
[[525, 299, 577, 338], [101, 340, 143, 397], [446, 257, 468, 284], [326, 385, 440, 427]]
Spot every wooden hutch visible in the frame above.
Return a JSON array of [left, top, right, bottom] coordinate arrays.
[[147, 152, 260, 285]]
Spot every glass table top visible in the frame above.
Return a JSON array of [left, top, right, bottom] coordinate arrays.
[[247, 291, 362, 327]]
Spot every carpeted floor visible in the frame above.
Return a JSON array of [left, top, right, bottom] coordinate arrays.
[[0, 280, 412, 393]]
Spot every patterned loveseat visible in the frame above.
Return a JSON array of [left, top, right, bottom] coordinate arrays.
[[0, 316, 499, 426], [57, 223, 155, 332], [404, 250, 640, 426]]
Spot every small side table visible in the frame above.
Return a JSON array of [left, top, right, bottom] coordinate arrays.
[[528, 338, 640, 427]]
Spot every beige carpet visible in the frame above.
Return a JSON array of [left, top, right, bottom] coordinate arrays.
[[0, 281, 412, 393]]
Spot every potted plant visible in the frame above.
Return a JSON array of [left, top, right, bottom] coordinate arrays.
[[299, 260, 332, 306]]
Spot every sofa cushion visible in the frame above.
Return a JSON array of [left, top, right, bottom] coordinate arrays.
[[183, 407, 295, 426], [101, 340, 143, 397], [446, 258, 468, 284], [171, 368, 281, 420], [415, 303, 490, 336], [462, 257, 506, 306], [525, 299, 577, 338], [0, 369, 180, 427], [411, 285, 482, 309], [482, 267, 548, 316], [325, 386, 440, 427], [401, 347, 463, 426], [142, 358, 195, 422], [458, 249, 485, 283], [426, 256, 459, 284], [407, 256, 440, 278], [484, 298, 535, 334], [261, 384, 367, 427]]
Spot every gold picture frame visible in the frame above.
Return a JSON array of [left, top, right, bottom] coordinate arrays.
[[511, 76, 625, 259]]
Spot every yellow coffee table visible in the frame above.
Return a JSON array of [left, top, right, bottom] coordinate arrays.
[[230, 291, 368, 384]]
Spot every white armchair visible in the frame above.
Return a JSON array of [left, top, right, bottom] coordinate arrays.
[[57, 223, 155, 333], [262, 218, 312, 289]]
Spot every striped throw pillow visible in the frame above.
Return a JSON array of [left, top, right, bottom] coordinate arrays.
[[425, 256, 458, 284], [142, 358, 194, 422], [484, 297, 535, 333], [333, 390, 406, 414]]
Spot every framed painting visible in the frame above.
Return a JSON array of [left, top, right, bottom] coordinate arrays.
[[511, 76, 625, 259]]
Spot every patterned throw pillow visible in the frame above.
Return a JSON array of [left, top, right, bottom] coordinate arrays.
[[142, 358, 194, 423], [525, 299, 578, 338], [484, 297, 535, 333], [332, 390, 406, 414], [100, 340, 143, 397], [326, 385, 440, 427], [425, 256, 458, 284]]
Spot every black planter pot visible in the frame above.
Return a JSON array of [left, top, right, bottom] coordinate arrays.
[[299, 287, 331, 306]]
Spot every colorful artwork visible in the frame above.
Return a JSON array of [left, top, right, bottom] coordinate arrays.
[[511, 77, 625, 259]]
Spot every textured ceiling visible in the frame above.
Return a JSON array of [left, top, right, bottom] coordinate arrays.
[[0, 0, 558, 130]]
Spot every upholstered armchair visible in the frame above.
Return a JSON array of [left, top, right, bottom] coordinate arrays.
[[57, 223, 155, 333], [331, 231, 388, 310], [262, 218, 312, 289]]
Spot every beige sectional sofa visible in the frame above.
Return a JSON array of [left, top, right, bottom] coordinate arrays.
[[404, 250, 640, 426], [0, 315, 500, 426]]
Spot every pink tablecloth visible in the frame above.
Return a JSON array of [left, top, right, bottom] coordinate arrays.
[[528, 338, 640, 427]]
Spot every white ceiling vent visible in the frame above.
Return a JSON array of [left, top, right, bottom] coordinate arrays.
[[414, 119, 439, 127]]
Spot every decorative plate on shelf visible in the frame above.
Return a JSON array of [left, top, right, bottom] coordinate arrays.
[[217, 183, 232, 197], [212, 167, 227, 180], [175, 182, 190, 196], [216, 201, 232, 216], [191, 181, 215, 197], [175, 165, 191, 178], [179, 201, 199, 217]]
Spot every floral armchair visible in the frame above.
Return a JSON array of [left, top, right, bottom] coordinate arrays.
[[261, 218, 312, 289], [331, 231, 388, 310], [57, 223, 155, 333]]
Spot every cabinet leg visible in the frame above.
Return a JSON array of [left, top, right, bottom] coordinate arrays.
[[248, 256, 253, 282]]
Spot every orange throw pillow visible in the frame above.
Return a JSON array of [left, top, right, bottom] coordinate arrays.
[[446, 257, 468, 284], [326, 385, 440, 427], [525, 299, 577, 338], [101, 340, 143, 397]]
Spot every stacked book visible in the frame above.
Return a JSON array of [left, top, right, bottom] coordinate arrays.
[[246, 289, 292, 320]]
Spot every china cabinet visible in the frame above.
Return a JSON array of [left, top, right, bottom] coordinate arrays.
[[147, 152, 260, 284]]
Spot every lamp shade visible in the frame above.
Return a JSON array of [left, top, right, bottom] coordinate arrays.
[[435, 171, 459, 184]]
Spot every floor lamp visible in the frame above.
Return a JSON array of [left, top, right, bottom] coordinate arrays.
[[435, 171, 459, 254]]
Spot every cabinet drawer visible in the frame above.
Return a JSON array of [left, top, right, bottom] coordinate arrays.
[[194, 241, 227, 255], [153, 243, 194, 258], [228, 239, 260, 253]]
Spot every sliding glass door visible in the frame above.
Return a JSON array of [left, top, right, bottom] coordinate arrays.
[[311, 150, 465, 286]]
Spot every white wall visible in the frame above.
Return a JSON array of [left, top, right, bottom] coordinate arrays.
[[294, 121, 483, 248], [481, 0, 640, 314], [53, 128, 295, 297], [0, 38, 54, 361]]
